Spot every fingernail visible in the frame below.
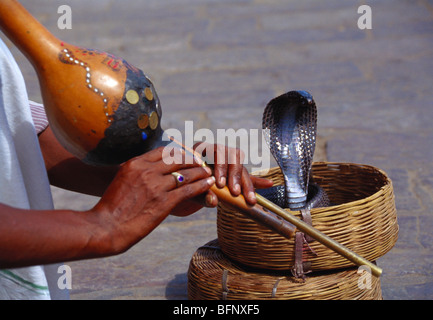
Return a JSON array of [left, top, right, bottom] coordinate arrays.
[[207, 176, 216, 186], [204, 166, 212, 175], [206, 193, 214, 206], [248, 191, 256, 202], [234, 184, 241, 193], [219, 177, 226, 186]]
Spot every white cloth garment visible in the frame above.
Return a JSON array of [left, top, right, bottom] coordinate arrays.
[[0, 39, 68, 300]]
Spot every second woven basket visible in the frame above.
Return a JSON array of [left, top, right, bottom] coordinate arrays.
[[188, 239, 383, 300]]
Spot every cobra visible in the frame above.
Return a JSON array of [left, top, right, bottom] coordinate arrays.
[[258, 91, 330, 211]]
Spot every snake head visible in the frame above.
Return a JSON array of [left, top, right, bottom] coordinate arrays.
[[262, 90, 317, 210]]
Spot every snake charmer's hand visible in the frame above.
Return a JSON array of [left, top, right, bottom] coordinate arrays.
[[170, 142, 273, 216], [197, 142, 273, 203], [91, 146, 215, 252]]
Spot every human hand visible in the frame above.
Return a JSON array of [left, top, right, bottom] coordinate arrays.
[[192, 142, 273, 206], [91, 146, 215, 253]]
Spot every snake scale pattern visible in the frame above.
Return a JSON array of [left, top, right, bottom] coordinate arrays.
[[257, 90, 329, 211]]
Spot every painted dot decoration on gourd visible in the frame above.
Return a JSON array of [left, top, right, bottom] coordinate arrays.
[[133, 85, 159, 141], [137, 114, 149, 129], [60, 48, 112, 123], [149, 111, 159, 130], [58, 45, 163, 165], [144, 87, 153, 101], [126, 89, 140, 105]]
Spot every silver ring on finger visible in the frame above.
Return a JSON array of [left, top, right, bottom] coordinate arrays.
[[171, 172, 185, 188]]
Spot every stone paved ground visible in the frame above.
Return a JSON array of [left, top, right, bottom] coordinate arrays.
[[2, 0, 432, 300]]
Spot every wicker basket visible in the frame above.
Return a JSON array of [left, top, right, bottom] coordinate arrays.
[[217, 162, 398, 271], [188, 240, 382, 300]]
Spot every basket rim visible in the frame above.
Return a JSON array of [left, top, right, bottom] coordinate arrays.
[[250, 161, 393, 214]]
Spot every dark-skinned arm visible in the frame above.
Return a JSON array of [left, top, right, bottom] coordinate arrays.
[[0, 144, 215, 268]]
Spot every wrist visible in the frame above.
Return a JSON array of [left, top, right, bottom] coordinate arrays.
[[85, 203, 121, 257]]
